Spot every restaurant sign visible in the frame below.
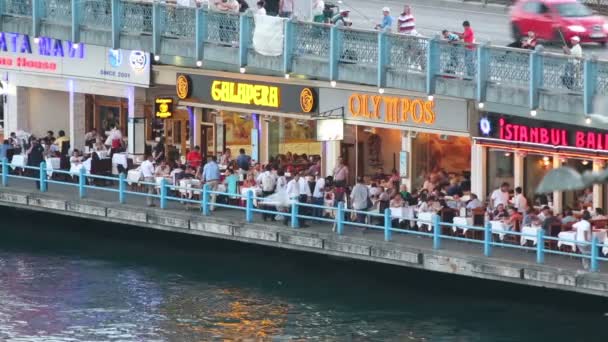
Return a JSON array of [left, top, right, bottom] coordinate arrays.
[[155, 98, 174, 119], [319, 89, 469, 133], [0, 32, 150, 86], [175, 74, 318, 115], [479, 115, 608, 151]]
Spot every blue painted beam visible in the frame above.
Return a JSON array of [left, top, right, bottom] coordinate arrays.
[[476, 43, 489, 104], [529, 50, 542, 110], [377, 32, 387, 89], [329, 26, 340, 82], [195, 8, 206, 62], [111, 0, 121, 50], [152, 2, 161, 57], [32, 0, 42, 38], [238, 15, 252, 68], [71, 0, 80, 44], [583, 58, 598, 115], [283, 19, 294, 75], [426, 37, 439, 95]]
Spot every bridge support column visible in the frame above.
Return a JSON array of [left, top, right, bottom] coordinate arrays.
[[470, 142, 486, 201]]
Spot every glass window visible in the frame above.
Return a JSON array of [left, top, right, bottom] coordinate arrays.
[[99, 106, 120, 133], [412, 133, 471, 190], [524, 155, 552, 206], [522, 2, 541, 14], [487, 149, 514, 196], [556, 3, 592, 17]]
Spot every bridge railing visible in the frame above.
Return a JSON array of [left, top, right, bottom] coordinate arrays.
[[0, 2, 603, 116], [1, 157, 607, 273]]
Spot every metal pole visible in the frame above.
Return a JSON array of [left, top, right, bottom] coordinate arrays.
[[79, 166, 86, 198], [160, 178, 167, 209], [536, 228, 544, 264], [591, 236, 599, 272], [246, 190, 253, 223], [39, 161, 46, 192], [291, 199, 299, 228], [432, 214, 441, 249], [2, 157, 8, 186], [384, 208, 392, 241], [201, 184, 210, 216], [484, 221, 492, 257], [119, 172, 126, 204], [336, 201, 344, 235]]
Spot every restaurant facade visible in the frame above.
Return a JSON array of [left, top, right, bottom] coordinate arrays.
[[0, 31, 153, 153], [474, 113, 608, 213], [173, 73, 320, 164], [318, 88, 474, 190]]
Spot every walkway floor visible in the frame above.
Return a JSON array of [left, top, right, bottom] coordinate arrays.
[[2, 176, 606, 274]]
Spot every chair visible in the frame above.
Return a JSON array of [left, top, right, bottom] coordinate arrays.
[[504, 218, 522, 245], [544, 223, 563, 250]]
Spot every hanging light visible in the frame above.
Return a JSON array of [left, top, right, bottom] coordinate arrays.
[[530, 110, 537, 117], [542, 156, 549, 162], [582, 160, 589, 165]]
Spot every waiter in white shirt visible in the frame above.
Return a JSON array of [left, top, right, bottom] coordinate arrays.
[[284, 173, 301, 226], [140, 154, 156, 207], [297, 172, 312, 226], [512, 186, 528, 213], [490, 182, 510, 209]]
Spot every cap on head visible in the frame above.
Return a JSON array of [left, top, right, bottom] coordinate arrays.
[[382, 7, 390, 12], [571, 36, 580, 43]]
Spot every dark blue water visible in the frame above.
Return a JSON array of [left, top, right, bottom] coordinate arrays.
[[0, 207, 606, 341]]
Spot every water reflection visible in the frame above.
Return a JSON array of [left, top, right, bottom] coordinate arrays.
[[0, 208, 606, 341]]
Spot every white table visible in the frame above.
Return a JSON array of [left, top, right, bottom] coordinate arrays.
[[111, 153, 128, 175], [10, 155, 27, 170], [558, 229, 608, 252], [520, 226, 541, 246], [490, 220, 510, 241], [241, 186, 262, 197], [178, 179, 202, 199], [452, 216, 474, 235], [417, 212, 434, 231], [127, 169, 142, 185], [45, 157, 61, 178], [390, 207, 415, 222], [603, 236, 608, 256]]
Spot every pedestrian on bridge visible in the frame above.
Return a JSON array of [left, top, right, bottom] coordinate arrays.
[[374, 7, 393, 33], [397, 5, 416, 35]]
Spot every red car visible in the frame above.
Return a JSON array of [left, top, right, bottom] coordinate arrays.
[[510, 0, 608, 46]]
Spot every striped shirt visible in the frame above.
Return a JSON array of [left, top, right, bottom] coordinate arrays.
[[397, 14, 415, 34]]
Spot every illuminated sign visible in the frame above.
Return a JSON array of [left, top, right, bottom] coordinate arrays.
[[316, 119, 344, 141], [210, 80, 280, 108], [482, 116, 608, 151], [176, 75, 191, 99], [347, 93, 435, 125], [300, 88, 316, 113], [155, 98, 174, 119]]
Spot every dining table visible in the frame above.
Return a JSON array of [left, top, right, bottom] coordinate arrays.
[[10, 154, 27, 170], [452, 216, 474, 235], [417, 212, 434, 231], [490, 220, 511, 241], [557, 229, 608, 252], [520, 226, 542, 246], [45, 157, 61, 178]]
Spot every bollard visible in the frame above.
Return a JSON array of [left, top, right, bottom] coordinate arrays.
[[384, 208, 392, 242], [39, 162, 47, 192], [336, 202, 344, 235], [536, 228, 544, 264], [432, 213, 441, 249], [160, 178, 167, 209], [79, 166, 86, 198], [1, 157, 8, 186], [118, 173, 126, 204], [591, 236, 599, 272], [246, 190, 253, 223], [291, 198, 299, 228], [484, 221, 492, 257], [201, 184, 210, 216]]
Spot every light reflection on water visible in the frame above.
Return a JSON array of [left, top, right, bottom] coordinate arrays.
[[0, 208, 606, 341]]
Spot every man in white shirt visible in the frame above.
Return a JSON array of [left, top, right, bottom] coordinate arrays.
[[284, 173, 306, 226], [140, 154, 156, 207], [259, 165, 277, 221], [312, 175, 326, 218], [574, 210, 592, 270], [490, 182, 510, 209], [513, 186, 528, 213], [350, 177, 369, 223], [297, 172, 312, 226]]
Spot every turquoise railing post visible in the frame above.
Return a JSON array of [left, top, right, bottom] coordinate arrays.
[[200, 184, 210, 215], [152, 2, 162, 58], [529, 49, 543, 111], [32, 0, 42, 39], [1, 157, 8, 186], [71, 0, 81, 44], [426, 37, 439, 95], [111, 0, 121, 49], [195, 8, 207, 62], [377, 31, 387, 89], [591, 236, 599, 272], [239, 14, 251, 69], [160, 178, 167, 209], [329, 26, 341, 82], [283, 19, 295, 75], [246, 190, 253, 223], [384, 208, 391, 242], [118, 172, 126, 204], [78, 167, 86, 198], [583, 57, 598, 116], [336, 201, 344, 235], [432, 213, 441, 249], [536, 228, 544, 264], [484, 221, 492, 256], [476, 42, 489, 104], [290, 199, 299, 228], [39, 161, 47, 193]]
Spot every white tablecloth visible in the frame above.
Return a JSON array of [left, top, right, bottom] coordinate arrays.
[[10, 155, 27, 170], [241, 187, 262, 197], [178, 179, 202, 198], [452, 216, 474, 235], [390, 207, 415, 222], [45, 157, 61, 178], [417, 212, 434, 231], [490, 220, 510, 241], [603, 236, 608, 256], [127, 169, 142, 185], [520, 226, 541, 246], [558, 229, 608, 252], [112, 153, 128, 175]]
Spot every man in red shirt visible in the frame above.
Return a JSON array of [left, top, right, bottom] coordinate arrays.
[[458, 20, 476, 78], [186, 146, 203, 169]]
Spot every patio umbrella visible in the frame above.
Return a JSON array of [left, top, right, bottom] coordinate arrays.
[[536, 166, 587, 194]]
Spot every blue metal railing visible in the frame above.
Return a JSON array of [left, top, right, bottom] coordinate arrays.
[[2, 2, 607, 117], [1, 157, 607, 273]]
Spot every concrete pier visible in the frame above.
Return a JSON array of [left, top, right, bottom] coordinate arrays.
[[0, 180, 607, 298]]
